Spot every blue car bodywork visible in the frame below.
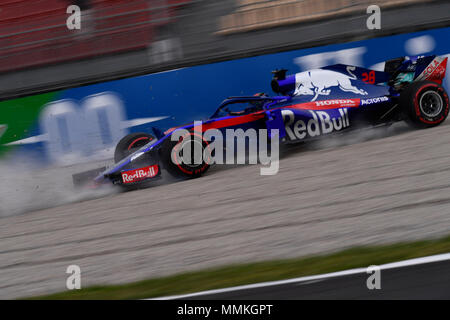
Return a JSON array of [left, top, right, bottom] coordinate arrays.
[[83, 54, 448, 187]]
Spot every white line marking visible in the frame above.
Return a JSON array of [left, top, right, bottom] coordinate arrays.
[[150, 252, 450, 300], [295, 279, 325, 286]]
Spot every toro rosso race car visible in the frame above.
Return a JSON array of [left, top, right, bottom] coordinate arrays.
[[73, 54, 449, 188]]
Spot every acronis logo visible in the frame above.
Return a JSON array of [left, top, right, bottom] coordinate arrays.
[[361, 96, 389, 105]]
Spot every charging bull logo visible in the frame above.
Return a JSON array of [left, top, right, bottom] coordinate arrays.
[[282, 108, 349, 141], [294, 69, 368, 101]]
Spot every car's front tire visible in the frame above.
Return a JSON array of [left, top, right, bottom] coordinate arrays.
[[114, 132, 155, 163], [160, 131, 211, 178], [400, 81, 449, 128]]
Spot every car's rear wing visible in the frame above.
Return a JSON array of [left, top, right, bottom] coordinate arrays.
[[382, 55, 448, 86], [413, 55, 448, 84]]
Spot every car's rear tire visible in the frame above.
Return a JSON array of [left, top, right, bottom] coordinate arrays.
[[400, 81, 449, 128], [160, 131, 211, 178], [114, 132, 155, 163]]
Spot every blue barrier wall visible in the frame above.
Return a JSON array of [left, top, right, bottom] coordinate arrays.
[[2, 27, 449, 166]]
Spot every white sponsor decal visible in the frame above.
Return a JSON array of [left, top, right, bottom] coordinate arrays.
[[315, 99, 356, 107], [361, 96, 389, 105], [294, 69, 368, 101], [122, 165, 158, 183], [281, 108, 349, 141], [131, 152, 145, 162]]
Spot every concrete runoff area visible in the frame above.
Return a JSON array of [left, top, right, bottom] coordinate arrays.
[[2, 121, 450, 298]]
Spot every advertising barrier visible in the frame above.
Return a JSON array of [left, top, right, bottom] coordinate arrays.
[[1, 27, 449, 167]]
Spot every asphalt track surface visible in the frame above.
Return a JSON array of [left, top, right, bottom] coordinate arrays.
[[181, 259, 450, 299], [2, 121, 450, 299]]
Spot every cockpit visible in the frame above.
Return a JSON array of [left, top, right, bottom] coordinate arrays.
[[210, 95, 273, 119]]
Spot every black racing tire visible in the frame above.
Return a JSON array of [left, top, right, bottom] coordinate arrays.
[[160, 131, 211, 178], [114, 132, 155, 163], [400, 81, 449, 128]]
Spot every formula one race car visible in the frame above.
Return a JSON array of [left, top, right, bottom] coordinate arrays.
[[73, 54, 449, 188]]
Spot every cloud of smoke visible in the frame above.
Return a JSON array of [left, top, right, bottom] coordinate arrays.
[[0, 156, 117, 217], [310, 122, 411, 150]]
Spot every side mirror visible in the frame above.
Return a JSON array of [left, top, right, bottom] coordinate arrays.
[[271, 69, 288, 94]]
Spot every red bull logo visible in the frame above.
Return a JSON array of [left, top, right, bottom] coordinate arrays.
[[282, 108, 349, 141], [121, 165, 159, 184]]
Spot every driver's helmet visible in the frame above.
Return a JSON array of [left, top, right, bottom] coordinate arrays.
[[249, 92, 268, 110], [253, 92, 268, 97]]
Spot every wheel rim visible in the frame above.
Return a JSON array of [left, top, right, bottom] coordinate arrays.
[[175, 137, 205, 168], [419, 90, 443, 118]]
